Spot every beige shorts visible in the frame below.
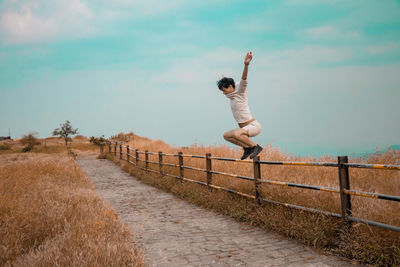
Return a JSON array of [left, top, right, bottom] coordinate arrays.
[[242, 120, 262, 137]]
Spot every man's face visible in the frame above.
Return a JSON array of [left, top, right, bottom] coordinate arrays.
[[221, 84, 235, 95]]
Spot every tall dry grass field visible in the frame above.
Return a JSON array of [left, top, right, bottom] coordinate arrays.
[[109, 132, 400, 266], [0, 136, 99, 155], [0, 152, 144, 266]]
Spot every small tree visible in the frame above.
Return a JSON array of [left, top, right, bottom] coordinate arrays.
[[52, 120, 78, 146], [20, 132, 41, 152]]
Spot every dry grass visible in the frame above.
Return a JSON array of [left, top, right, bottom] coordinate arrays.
[[0, 136, 99, 156], [73, 135, 88, 140], [108, 132, 400, 266], [0, 152, 144, 266]]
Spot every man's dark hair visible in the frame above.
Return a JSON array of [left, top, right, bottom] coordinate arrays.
[[217, 77, 235, 90]]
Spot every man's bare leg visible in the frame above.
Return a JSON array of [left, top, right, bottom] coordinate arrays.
[[235, 129, 255, 147], [223, 129, 255, 148], [224, 129, 248, 147], [225, 136, 248, 147]]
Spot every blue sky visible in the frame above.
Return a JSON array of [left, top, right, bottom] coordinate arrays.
[[1, 0, 399, 157]]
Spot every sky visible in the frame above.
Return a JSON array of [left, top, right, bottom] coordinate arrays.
[[1, 0, 400, 157]]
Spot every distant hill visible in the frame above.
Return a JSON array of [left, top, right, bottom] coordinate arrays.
[[388, 145, 400, 151], [350, 144, 400, 159]]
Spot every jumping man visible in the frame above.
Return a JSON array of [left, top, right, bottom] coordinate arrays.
[[217, 51, 263, 160]]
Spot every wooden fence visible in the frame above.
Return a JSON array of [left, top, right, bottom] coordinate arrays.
[[100, 142, 400, 232]]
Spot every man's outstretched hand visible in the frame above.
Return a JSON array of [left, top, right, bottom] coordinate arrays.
[[242, 52, 252, 80], [244, 51, 252, 65]]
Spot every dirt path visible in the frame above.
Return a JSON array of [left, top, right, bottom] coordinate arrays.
[[77, 155, 359, 267]]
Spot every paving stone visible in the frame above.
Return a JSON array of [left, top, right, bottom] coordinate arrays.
[[77, 156, 363, 267]]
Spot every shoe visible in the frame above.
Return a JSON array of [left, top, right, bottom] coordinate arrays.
[[249, 144, 263, 159], [240, 147, 252, 160]]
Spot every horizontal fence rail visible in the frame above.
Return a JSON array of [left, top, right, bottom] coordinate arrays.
[[102, 141, 400, 232], [260, 160, 339, 167], [344, 163, 400, 170]]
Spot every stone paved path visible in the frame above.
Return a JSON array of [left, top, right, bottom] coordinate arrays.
[[77, 155, 359, 267]]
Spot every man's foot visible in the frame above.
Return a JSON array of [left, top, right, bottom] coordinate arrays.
[[240, 147, 252, 160], [249, 144, 263, 159]]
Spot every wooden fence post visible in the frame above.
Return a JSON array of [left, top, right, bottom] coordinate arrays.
[[338, 156, 352, 224], [145, 150, 149, 169], [206, 153, 212, 190], [159, 152, 163, 175], [135, 149, 139, 166], [119, 144, 122, 160], [127, 145, 130, 162], [178, 152, 183, 180], [253, 156, 261, 205], [114, 143, 117, 156]]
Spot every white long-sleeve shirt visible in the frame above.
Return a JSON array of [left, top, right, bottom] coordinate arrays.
[[225, 79, 253, 123]]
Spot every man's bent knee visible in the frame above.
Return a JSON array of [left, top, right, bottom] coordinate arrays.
[[223, 131, 232, 141]]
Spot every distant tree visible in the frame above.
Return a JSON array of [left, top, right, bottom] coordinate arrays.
[[52, 120, 78, 146], [20, 132, 41, 152]]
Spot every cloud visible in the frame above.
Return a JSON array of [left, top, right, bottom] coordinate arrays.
[[100, 0, 184, 16], [93, 0, 234, 23], [146, 45, 356, 90], [0, 0, 94, 44], [285, 0, 339, 4], [234, 18, 271, 33], [305, 25, 361, 41], [1, 3, 57, 43], [290, 0, 400, 42], [366, 42, 399, 54], [147, 47, 244, 87], [0, 0, 234, 44], [257, 45, 354, 71], [308, 25, 335, 35]]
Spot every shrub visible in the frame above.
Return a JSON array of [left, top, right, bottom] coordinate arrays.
[[90, 135, 109, 146], [20, 132, 40, 152], [0, 143, 10, 150], [22, 146, 32, 152]]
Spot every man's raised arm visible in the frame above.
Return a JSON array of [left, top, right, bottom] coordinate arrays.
[[241, 51, 252, 81]]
